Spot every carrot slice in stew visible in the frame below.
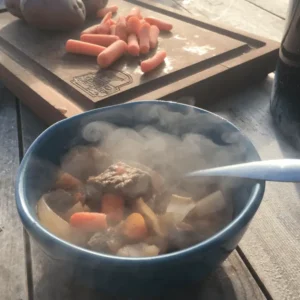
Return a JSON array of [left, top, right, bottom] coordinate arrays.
[[70, 212, 107, 232], [123, 213, 148, 240], [55, 172, 82, 190], [102, 194, 124, 222]]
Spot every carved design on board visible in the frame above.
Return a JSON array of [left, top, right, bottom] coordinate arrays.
[[71, 70, 133, 98]]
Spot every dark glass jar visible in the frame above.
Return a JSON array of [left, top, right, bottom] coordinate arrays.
[[270, 0, 300, 148]]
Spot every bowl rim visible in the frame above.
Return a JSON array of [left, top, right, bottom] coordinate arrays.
[[16, 100, 265, 264]]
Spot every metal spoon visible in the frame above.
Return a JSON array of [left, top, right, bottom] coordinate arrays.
[[185, 159, 300, 182]]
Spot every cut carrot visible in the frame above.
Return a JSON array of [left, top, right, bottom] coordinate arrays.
[[110, 24, 116, 35], [138, 22, 150, 54], [102, 194, 124, 222], [70, 212, 107, 232], [96, 22, 110, 34], [81, 24, 98, 35], [126, 16, 140, 35], [122, 213, 148, 240], [115, 16, 128, 42], [144, 17, 173, 31], [97, 5, 118, 18], [97, 40, 127, 68], [101, 11, 112, 25], [149, 25, 160, 49], [66, 40, 106, 56], [81, 34, 120, 47], [127, 33, 140, 56], [55, 172, 82, 190], [126, 7, 142, 20], [141, 50, 167, 73]]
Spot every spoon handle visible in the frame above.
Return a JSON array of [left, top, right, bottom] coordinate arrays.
[[186, 159, 300, 182]]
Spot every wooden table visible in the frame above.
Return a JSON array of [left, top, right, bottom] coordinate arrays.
[[1, 1, 297, 299]]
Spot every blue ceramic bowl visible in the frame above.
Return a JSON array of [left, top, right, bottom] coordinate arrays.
[[16, 101, 264, 296]]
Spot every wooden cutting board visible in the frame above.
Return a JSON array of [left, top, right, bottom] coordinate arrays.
[[0, 0, 279, 125]]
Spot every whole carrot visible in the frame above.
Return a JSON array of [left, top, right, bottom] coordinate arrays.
[[144, 17, 173, 31], [127, 16, 140, 35], [127, 33, 140, 56], [70, 212, 107, 232], [110, 24, 116, 35], [126, 7, 142, 20], [141, 50, 167, 73], [96, 22, 110, 34], [101, 11, 112, 25], [97, 40, 127, 68], [81, 24, 98, 35], [81, 34, 120, 47], [97, 5, 118, 18], [115, 16, 128, 42], [55, 172, 82, 190], [138, 22, 150, 54], [149, 25, 160, 49], [66, 40, 106, 56]]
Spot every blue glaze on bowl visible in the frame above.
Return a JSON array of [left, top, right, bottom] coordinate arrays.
[[15, 101, 265, 296]]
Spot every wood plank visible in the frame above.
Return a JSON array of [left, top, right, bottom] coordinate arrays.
[[0, 3, 249, 107], [19, 103, 266, 299], [208, 74, 300, 300], [245, 0, 288, 20], [0, 86, 27, 300], [175, 0, 285, 41]]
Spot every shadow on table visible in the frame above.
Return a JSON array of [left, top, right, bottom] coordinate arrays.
[[33, 254, 237, 300]]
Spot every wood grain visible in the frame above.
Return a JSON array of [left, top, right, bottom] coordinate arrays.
[[209, 74, 300, 300], [2, 0, 294, 299], [18, 103, 266, 300], [175, 0, 285, 42], [0, 87, 27, 300]]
